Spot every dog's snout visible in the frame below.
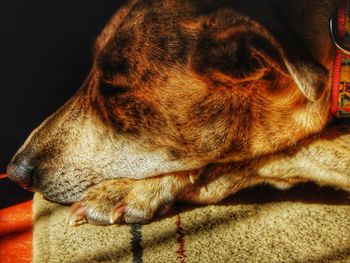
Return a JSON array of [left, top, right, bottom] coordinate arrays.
[[7, 154, 35, 190]]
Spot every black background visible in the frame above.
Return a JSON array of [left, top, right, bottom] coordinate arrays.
[[0, 1, 124, 172]]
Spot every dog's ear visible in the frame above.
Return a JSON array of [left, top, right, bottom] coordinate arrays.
[[190, 15, 327, 102]]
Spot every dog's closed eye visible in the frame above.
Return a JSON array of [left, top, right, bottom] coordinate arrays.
[[99, 81, 130, 97]]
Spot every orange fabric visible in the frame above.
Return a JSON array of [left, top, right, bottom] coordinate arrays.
[[0, 200, 33, 263], [0, 174, 8, 179]]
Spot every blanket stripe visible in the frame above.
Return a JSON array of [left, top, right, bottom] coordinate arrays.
[[176, 215, 186, 263], [130, 224, 143, 263]]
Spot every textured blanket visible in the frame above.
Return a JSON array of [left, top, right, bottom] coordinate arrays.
[[33, 184, 350, 263]]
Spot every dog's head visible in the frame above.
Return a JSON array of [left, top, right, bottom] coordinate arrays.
[[7, 0, 331, 203]]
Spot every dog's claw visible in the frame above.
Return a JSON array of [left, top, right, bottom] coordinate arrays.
[[68, 202, 88, 226], [188, 169, 202, 184], [109, 204, 125, 224], [189, 174, 196, 184]]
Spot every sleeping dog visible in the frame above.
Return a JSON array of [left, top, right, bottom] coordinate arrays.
[[7, 0, 350, 225]]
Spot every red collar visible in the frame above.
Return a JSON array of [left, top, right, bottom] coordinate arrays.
[[330, 1, 350, 117]]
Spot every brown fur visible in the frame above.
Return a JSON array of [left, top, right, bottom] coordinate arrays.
[[8, 0, 350, 224]]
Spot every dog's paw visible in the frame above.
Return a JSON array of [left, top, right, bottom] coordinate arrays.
[[66, 177, 177, 226]]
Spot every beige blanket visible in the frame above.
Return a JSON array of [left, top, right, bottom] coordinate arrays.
[[33, 184, 350, 263]]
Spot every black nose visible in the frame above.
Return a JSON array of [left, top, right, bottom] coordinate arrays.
[[7, 154, 34, 189]]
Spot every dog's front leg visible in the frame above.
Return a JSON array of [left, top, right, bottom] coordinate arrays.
[[181, 123, 350, 204], [257, 123, 350, 192]]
